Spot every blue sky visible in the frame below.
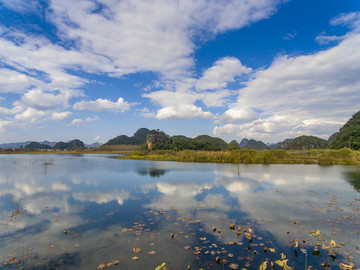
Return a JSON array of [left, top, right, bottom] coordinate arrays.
[[0, 0, 359, 144]]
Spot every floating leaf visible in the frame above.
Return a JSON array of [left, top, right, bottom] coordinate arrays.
[[171, 232, 174, 239], [280, 253, 286, 260], [229, 241, 237, 245], [229, 263, 239, 269], [133, 248, 142, 253], [330, 239, 339, 248], [184, 245, 191, 250], [212, 226, 217, 232], [275, 259, 292, 270], [311, 230, 321, 237], [228, 253, 234, 258], [215, 256, 221, 264], [155, 262, 166, 270], [148, 251, 156, 255], [259, 261, 268, 270], [132, 256, 139, 260], [113, 260, 120, 265], [200, 237, 206, 241], [97, 264, 106, 269], [245, 233, 251, 239], [321, 244, 330, 249], [339, 262, 354, 270], [229, 224, 235, 230], [269, 248, 276, 253]]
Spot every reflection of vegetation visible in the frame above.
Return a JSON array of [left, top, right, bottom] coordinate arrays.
[[343, 171, 360, 191], [136, 168, 167, 178], [148, 168, 166, 178], [122, 148, 360, 165]]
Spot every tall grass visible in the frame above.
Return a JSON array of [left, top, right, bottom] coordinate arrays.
[[122, 148, 360, 165]]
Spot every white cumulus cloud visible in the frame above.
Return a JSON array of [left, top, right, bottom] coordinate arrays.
[[156, 105, 213, 120], [73, 98, 130, 112], [196, 57, 252, 90], [144, 57, 250, 119]]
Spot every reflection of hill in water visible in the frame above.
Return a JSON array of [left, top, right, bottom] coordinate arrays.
[[344, 171, 360, 192], [136, 168, 167, 178]]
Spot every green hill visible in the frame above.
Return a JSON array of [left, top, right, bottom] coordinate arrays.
[[228, 140, 240, 150], [193, 135, 228, 150], [24, 142, 52, 150], [285, 135, 328, 150], [329, 111, 360, 150], [105, 128, 150, 145], [244, 139, 269, 150], [53, 139, 85, 150]]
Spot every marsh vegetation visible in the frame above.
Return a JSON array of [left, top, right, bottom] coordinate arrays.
[[123, 148, 360, 165]]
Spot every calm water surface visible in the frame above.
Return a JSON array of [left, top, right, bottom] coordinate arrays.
[[0, 154, 359, 269]]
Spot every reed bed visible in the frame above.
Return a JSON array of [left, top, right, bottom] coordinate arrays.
[[121, 148, 360, 165]]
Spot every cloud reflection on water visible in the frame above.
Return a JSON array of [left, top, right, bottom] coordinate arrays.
[[0, 155, 359, 269]]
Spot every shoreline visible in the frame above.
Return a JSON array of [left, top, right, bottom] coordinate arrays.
[[2, 148, 360, 165], [118, 149, 360, 165]]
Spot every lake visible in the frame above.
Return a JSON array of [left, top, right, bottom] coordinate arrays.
[[0, 154, 359, 269]]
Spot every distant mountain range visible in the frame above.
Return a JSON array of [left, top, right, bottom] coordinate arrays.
[[2, 110, 359, 151], [0, 140, 102, 150], [0, 140, 57, 149]]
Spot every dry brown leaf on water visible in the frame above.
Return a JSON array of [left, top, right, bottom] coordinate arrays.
[[228, 253, 234, 258], [132, 256, 139, 260], [113, 260, 120, 265], [245, 233, 251, 240], [97, 264, 106, 269], [170, 232, 174, 239], [184, 245, 191, 250], [200, 237, 206, 241], [148, 251, 156, 255], [280, 253, 286, 260], [229, 224, 235, 230], [339, 262, 355, 270], [133, 248, 142, 253], [259, 261, 268, 270], [269, 248, 276, 253], [322, 244, 330, 249], [229, 241, 237, 245], [311, 230, 321, 236]]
